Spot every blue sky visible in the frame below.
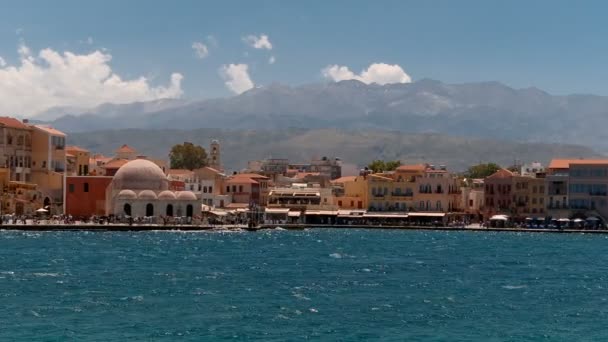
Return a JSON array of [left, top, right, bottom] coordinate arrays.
[[0, 0, 607, 114]]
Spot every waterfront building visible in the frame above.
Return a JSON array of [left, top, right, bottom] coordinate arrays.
[[332, 176, 367, 210], [66, 146, 90, 176], [106, 158, 200, 218], [266, 183, 337, 223], [224, 173, 270, 207], [546, 159, 608, 220], [89, 154, 112, 176], [30, 125, 66, 214], [0, 117, 32, 183], [65, 175, 113, 217], [483, 168, 546, 220], [483, 169, 515, 219], [461, 178, 485, 220]]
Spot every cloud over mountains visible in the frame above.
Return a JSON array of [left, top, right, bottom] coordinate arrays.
[[323, 63, 412, 85], [0, 44, 183, 116]]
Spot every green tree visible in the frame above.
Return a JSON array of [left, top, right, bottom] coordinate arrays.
[[169, 142, 208, 170], [465, 163, 501, 179], [367, 160, 402, 173]]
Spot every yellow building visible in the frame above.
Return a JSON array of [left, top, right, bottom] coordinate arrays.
[[332, 176, 368, 210], [512, 175, 545, 217], [30, 125, 67, 214], [66, 146, 91, 176]]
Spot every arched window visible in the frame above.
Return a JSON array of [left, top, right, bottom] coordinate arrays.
[[166, 204, 174, 217], [426, 200, 430, 210], [419, 201, 424, 209], [123, 203, 132, 216], [436, 201, 442, 211], [146, 203, 154, 217], [186, 204, 193, 217], [203, 186, 207, 193]]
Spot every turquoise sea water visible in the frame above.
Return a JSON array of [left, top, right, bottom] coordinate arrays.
[[1, 229, 608, 341]]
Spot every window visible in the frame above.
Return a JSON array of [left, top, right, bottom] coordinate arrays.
[[338, 200, 342, 206], [238, 185, 243, 193], [226, 186, 230, 193], [203, 186, 207, 193], [83, 183, 89, 192], [209, 186, 212, 193], [69, 184, 75, 193], [232, 185, 236, 192]]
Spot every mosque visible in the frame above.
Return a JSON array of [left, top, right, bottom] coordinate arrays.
[[106, 158, 200, 218]]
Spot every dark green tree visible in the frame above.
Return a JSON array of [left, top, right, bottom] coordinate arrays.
[[465, 163, 501, 179], [169, 142, 208, 170], [367, 160, 402, 173]]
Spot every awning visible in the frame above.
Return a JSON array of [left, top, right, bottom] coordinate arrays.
[[409, 212, 446, 218], [363, 213, 409, 219], [265, 208, 290, 214], [209, 210, 229, 216], [288, 211, 301, 217], [305, 210, 338, 216], [490, 214, 509, 221]]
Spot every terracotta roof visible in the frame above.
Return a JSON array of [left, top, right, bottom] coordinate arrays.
[[226, 177, 259, 184], [66, 145, 89, 153], [396, 164, 427, 172], [66, 152, 76, 158], [232, 173, 269, 180], [115, 144, 137, 153], [0, 117, 30, 130], [102, 159, 129, 169], [369, 174, 394, 181], [33, 125, 66, 136], [486, 169, 515, 179], [331, 176, 357, 184], [548, 159, 608, 169]]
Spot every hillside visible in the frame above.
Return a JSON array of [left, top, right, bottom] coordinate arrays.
[[68, 128, 601, 172], [41, 79, 608, 152]]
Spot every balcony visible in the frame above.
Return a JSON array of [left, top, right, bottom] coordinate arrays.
[[391, 192, 413, 198], [547, 205, 570, 210]]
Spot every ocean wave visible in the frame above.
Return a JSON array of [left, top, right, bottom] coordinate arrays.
[[502, 284, 527, 290]]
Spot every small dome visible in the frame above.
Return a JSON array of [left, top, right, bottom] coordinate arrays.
[[113, 159, 168, 191], [117, 189, 137, 200], [158, 190, 177, 200], [176, 191, 197, 201], [138, 190, 158, 200]]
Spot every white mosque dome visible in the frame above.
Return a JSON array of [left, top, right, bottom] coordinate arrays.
[[113, 159, 168, 191], [117, 189, 137, 200], [176, 191, 197, 201], [138, 190, 158, 200], [158, 190, 177, 200]]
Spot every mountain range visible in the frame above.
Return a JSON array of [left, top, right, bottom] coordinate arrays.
[[33, 79, 608, 170], [39, 79, 608, 151]]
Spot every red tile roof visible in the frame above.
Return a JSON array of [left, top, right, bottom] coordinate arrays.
[[66, 145, 89, 153], [486, 169, 514, 179], [103, 159, 129, 169], [331, 176, 357, 184], [33, 125, 66, 136], [116, 144, 137, 153], [548, 159, 608, 169], [0, 117, 30, 130], [226, 178, 259, 184], [232, 173, 269, 180]]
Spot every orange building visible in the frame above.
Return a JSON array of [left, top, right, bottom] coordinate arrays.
[[65, 176, 113, 217]]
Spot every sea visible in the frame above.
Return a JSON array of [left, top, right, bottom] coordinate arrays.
[[1, 228, 607, 341]]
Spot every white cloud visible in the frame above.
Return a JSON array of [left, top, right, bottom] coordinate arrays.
[[243, 34, 273, 50], [0, 57, 5, 67], [192, 41, 209, 59], [219, 63, 254, 94], [268, 55, 276, 64], [0, 44, 183, 116], [206, 35, 218, 47], [322, 62, 412, 85]]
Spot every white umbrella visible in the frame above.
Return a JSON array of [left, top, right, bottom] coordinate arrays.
[[573, 218, 585, 223], [587, 217, 600, 221], [36, 208, 49, 213], [557, 218, 570, 222]]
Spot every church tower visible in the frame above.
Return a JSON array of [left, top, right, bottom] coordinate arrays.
[[209, 139, 221, 171]]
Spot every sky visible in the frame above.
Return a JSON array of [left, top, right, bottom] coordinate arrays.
[[1, 0, 608, 116]]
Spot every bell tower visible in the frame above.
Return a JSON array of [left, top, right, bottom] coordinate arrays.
[[209, 139, 221, 170]]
